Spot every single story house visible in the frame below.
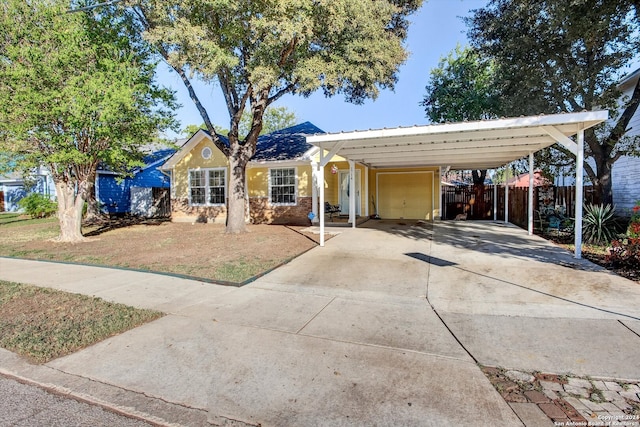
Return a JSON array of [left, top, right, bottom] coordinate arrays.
[[96, 149, 175, 217], [0, 167, 56, 212], [160, 121, 443, 225]]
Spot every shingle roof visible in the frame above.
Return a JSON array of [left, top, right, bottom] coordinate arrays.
[[252, 122, 324, 162]]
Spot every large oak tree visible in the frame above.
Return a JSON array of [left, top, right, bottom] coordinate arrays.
[[128, 0, 422, 233], [421, 45, 502, 218], [466, 0, 640, 205], [0, 0, 177, 242]]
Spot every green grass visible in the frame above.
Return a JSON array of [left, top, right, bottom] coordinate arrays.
[[215, 259, 275, 282], [0, 280, 163, 363], [0, 212, 57, 228]]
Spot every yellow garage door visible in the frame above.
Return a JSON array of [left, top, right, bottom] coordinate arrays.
[[377, 172, 433, 220]]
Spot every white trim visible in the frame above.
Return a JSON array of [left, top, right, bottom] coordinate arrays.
[[201, 146, 213, 160], [161, 130, 214, 170], [375, 171, 435, 220], [268, 166, 298, 207], [248, 159, 310, 168], [187, 167, 227, 207], [338, 169, 362, 216], [308, 111, 608, 144], [306, 111, 607, 171]]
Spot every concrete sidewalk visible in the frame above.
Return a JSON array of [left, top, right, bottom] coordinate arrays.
[[0, 220, 639, 426]]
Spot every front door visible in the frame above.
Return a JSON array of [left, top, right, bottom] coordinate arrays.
[[339, 170, 361, 216]]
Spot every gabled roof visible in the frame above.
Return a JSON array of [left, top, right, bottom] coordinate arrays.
[[252, 122, 324, 162], [161, 122, 324, 169]]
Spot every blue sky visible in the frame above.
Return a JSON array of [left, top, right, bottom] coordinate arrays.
[[157, 0, 489, 138]]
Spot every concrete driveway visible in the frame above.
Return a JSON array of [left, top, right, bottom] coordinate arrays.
[[1, 220, 638, 426]]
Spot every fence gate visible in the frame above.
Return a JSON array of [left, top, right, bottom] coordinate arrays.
[[152, 187, 171, 218]]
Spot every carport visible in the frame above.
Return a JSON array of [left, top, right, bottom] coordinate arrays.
[[306, 110, 608, 258]]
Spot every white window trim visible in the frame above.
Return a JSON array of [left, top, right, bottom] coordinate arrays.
[[268, 167, 298, 206], [188, 167, 227, 207]]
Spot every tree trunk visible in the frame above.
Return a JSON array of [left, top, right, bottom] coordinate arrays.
[[55, 181, 87, 242], [84, 169, 102, 223], [225, 144, 251, 234], [592, 158, 614, 206]]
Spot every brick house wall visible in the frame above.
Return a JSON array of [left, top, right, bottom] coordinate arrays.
[[249, 196, 312, 226], [170, 197, 227, 223]]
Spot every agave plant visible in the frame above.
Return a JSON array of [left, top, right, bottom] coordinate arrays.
[[582, 203, 618, 245]]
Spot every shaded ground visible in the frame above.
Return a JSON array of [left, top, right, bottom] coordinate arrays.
[[0, 215, 319, 283]]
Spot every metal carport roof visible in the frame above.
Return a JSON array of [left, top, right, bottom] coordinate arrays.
[[306, 111, 609, 258], [306, 111, 608, 170]]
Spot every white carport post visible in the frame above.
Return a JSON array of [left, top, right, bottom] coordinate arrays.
[[528, 153, 534, 235], [348, 160, 356, 228], [493, 172, 498, 221], [311, 160, 319, 223], [574, 128, 585, 259], [504, 164, 510, 224], [318, 151, 326, 247]]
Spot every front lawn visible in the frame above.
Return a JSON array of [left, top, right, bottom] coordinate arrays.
[[0, 214, 319, 283]]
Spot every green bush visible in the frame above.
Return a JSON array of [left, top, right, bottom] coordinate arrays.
[[17, 193, 57, 218], [582, 203, 618, 245]]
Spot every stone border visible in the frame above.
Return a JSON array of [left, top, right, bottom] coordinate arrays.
[[482, 366, 640, 426]]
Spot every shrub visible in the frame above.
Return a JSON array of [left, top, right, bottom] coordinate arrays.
[[606, 238, 640, 269], [17, 193, 57, 218], [582, 203, 618, 245], [628, 201, 640, 238]]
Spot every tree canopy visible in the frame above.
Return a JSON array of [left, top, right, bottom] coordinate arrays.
[[0, 0, 177, 241], [466, 0, 640, 204], [422, 45, 501, 123], [182, 106, 298, 139], [129, 0, 422, 232]]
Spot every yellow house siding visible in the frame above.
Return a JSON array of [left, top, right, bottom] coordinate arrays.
[[247, 164, 313, 199], [173, 140, 229, 199]]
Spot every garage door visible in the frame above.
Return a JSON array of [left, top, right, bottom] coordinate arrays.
[[377, 172, 433, 220]]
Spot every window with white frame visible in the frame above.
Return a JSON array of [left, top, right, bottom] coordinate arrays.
[[269, 168, 296, 205], [189, 168, 226, 206], [208, 169, 226, 204]]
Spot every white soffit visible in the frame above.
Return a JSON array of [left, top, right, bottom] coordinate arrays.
[[307, 111, 608, 169]]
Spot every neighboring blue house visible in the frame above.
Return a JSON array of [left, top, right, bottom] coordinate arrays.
[[0, 167, 56, 212], [96, 149, 175, 217]]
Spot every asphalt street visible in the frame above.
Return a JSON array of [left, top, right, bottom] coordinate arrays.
[[0, 374, 152, 427]]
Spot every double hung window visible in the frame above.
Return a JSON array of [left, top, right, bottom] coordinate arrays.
[[269, 168, 296, 205], [189, 168, 226, 205]]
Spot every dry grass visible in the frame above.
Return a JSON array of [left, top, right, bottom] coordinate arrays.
[[0, 280, 163, 363], [0, 213, 319, 283]]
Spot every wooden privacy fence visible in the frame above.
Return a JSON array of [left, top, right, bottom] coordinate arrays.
[[441, 185, 596, 226]]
